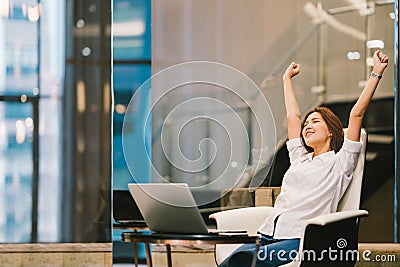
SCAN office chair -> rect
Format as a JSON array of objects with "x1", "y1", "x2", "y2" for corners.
[{"x1": 210, "y1": 128, "x2": 368, "y2": 267}]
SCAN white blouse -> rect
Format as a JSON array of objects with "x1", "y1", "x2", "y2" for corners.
[{"x1": 258, "y1": 137, "x2": 363, "y2": 239}]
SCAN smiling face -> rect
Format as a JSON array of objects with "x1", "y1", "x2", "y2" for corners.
[
  {"x1": 301, "y1": 112, "x2": 332, "y2": 152},
  {"x1": 300, "y1": 107, "x2": 344, "y2": 154}
]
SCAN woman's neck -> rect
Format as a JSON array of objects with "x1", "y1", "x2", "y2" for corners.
[{"x1": 312, "y1": 142, "x2": 331, "y2": 157}]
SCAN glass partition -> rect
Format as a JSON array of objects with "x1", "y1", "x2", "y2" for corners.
[
  {"x1": 150, "y1": 0, "x2": 396, "y2": 241},
  {"x1": 320, "y1": 0, "x2": 395, "y2": 243},
  {"x1": 0, "y1": 0, "x2": 63, "y2": 242},
  {"x1": 151, "y1": 1, "x2": 321, "y2": 213},
  {"x1": 113, "y1": 0, "x2": 397, "y2": 263},
  {"x1": 1, "y1": 0, "x2": 112, "y2": 244},
  {"x1": 112, "y1": 0, "x2": 151, "y2": 263},
  {"x1": 0, "y1": 99, "x2": 35, "y2": 242}
]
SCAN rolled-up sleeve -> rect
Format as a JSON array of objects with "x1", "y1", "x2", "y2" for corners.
[
  {"x1": 286, "y1": 138, "x2": 308, "y2": 164},
  {"x1": 336, "y1": 138, "x2": 363, "y2": 177}
]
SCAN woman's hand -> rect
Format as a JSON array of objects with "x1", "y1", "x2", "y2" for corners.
[
  {"x1": 283, "y1": 62, "x2": 300, "y2": 80},
  {"x1": 372, "y1": 50, "x2": 388, "y2": 75}
]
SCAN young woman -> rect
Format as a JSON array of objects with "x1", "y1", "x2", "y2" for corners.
[{"x1": 219, "y1": 49, "x2": 389, "y2": 267}]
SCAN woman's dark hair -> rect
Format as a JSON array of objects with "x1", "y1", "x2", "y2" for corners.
[{"x1": 300, "y1": 107, "x2": 344, "y2": 153}]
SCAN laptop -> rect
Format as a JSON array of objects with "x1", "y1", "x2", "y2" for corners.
[
  {"x1": 128, "y1": 183, "x2": 247, "y2": 235},
  {"x1": 112, "y1": 190, "x2": 147, "y2": 226}
]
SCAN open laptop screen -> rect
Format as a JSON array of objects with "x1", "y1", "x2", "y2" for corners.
[{"x1": 113, "y1": 190, "x2": 145, "y2": 223}]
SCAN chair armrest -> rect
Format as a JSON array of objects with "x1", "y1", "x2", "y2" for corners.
[
  {"x1": 294, "y1": 209, "x2": 369, "y2": 264},
  {"x1": 306, "y1": 210, "x2": 368, "y2": 226},
  {"x1": 279, "y1": 211, "x2": 369, "y2": 267},
  {"x1": 209, "y1": 206, "x2": 274, "y2": 236}
]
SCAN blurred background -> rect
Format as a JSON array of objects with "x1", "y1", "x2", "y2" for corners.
[
  {"x1": 0, "y1": 0, "x2": 398, "y2": 266},
  {"x1": 0, "y1": 0, "x2": 111, "y2": 243},
  {"x1": 150, "y1": 0, "x2": 396, "y2": 241},
  {"x1": 119, "y1": 0, "x2": 398, "y2": 263}
]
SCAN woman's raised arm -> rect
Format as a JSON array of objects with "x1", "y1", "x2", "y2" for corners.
[
  {"x1": 347, "y1": 50, "x2": 389, "y2": 141},
  {"x1": 283, "y1": 62, "x2": 302, "y2": 140}
]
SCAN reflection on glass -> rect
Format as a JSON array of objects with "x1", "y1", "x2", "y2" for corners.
[
  {"x1": 113, "y1": 64, "x2": 151, "y2": 190},
  {"x1": 149, "y1": 0, "x2": 395, "y2": 243},
  {"x1": 113, "y1": 0, "x2": 151, "y2": 60},
  {"x1": 0, "y1": 102, "x2": 33, "y2": 242},
  {"x1": 0, "y1": 0, "x2": 63, "y2": 242}
]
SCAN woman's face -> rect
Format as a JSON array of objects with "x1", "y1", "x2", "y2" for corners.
[{"x1": 302, "y1": 112, "x2": 331, "y2": 149}]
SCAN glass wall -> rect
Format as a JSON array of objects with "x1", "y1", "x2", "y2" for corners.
[
  {"x1": 0, "y1": 0, "x2": 63, "y2": 242},
  {"x1": 151, "y1": 0, "x2": 396, "y2": 242},
  {"x1": 63, "y1": 0, "x2": 111, "y2": 242},
  {"x1": 0, "y1": 99, "x2": 35, "y2": 242},
  {"x1": 0, "y1": 0, "x2": 112, "y2": 244},
  {"x1": 112, "y1": 0, "x2": 151, "y2": 190},
  {"x1": 318, "y1": 0, "x2": 395, "y2": 242},
  {"x1": 151, "y1": 0, "x2": 325, "y2": 216},
  {"x1": 112, "y1": 0, "x2": 151, "y2": 262}
]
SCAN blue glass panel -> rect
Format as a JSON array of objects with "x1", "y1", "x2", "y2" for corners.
[
  {"x1": 112, "y1": 1, "x2": 151, "y2": 261},
  {"x1": 113, "y1": 64, "x2": 151, "y2": 92},
  {"x1": 0, "y1": 102, "x2": 33, "y2": 243},
  {"x1": 113, "y1": 64, "x2": 151, "y2": 189},
  {"x1": 113, "y1": 0, "x2": 151, "y2": 60}
]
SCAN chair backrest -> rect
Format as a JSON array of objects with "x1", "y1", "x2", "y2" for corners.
[{"x1": 337, "y1": 128, "x2": 367, "y2": 211}]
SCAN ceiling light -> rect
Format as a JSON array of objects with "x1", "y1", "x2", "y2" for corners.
[
  {"x1": 113, "y1": 21, "x2": 146, "y2": 37},
  {"x1": 347, "y1": 51, "x2": 361, "y2": 60},
  {"x1": 366, "y1": 40, "x2": 384, "y2": 49},
  {"x1": 0, "y1": 0, "x2": 9, "y2": 18},
  {"x1": 76, "y1": 19, "x2": 85, "y2": 28},
  {"x1": 311, "y1": 85, "x2": 325, "y2": 94}
]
